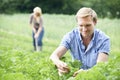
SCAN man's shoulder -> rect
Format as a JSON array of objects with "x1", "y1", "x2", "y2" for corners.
[
  {"x1": 95, "y1": 29, "x2": 109, "y2": 40},
  {"x1": 67, "y1": 27, "x2": 78, "y2": 35},
  {"x1": 63, "y1": 27, "x2": 78, "y2": 39}
]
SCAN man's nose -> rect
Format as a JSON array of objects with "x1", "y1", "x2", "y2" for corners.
[{"x1": 82, "y1": 27, "x2": 87, "y2": 31}]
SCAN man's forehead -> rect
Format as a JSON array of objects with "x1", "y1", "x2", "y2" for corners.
[{"x1": 77, "y1": 16, "x2": 93, "y2": 21}]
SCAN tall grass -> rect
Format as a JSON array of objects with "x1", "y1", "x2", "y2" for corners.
[
  {"x1": 0, "y1": 14, "x2": 120, "y2": 53},
  {"x1": 0, "y1": 14, "x2": 120, "y2": 80}
]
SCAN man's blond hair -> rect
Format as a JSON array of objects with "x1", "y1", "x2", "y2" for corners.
[{"x1": 76, "y1": 7, "x2": 97, "y2": 22}]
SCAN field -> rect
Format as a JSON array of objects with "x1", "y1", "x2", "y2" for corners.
[{"x1": 0, "y1": 14, "x2": 120, "y2": 80}]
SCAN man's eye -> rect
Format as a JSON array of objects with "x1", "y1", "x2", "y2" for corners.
[
  {"x1": 86, "y1": 24, "x2": 91, "y2": 27},
  {"x1": 80, "y1": 25, "x2": 83, "y2": 27}
]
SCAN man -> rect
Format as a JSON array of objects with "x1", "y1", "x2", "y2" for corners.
[{"x1": 50, "y1": 7, "x2": 110, "y2": 76}]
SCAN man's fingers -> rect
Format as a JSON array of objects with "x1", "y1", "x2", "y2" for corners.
[
  {"x1": 73, "y1": 71, "x2": 78, "y2": 77},
  {"x1": 56, "y1": 62, "x2": 68, "y2": 70},
  {"x1": 73, "y1": 69, "x2": 84, "y2": 77},
  {"x1": 58, "y1": 69, "x2": 67, "y2": 73},
  {"x1": 58, "y1": 67, "x2": 70, "y2": 73}
]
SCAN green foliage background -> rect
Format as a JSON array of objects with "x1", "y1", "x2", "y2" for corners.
[
  {"x1": 0, "y1": 0, "x2": 120, "y2": 18},
  {"x1": 0, "y1": 14, "x2": 120, "y2": 80}
]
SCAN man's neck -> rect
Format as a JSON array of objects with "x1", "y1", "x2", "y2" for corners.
[{"x1": 81, "y1": 34, "x2": 93, "y2": 49}]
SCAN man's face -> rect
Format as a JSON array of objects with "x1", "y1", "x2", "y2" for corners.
[{"x1": 77, "y1": 16, "x2": 96, "y2": 38}]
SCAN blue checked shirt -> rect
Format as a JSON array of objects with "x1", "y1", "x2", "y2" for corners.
[{"x1": 60, "y1": 27, "x2": 110, "y2": 69}]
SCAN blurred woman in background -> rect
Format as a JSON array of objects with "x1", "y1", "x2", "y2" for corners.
[{"x1": 29, "y1": 7, "x2": 44, "y2": 51}]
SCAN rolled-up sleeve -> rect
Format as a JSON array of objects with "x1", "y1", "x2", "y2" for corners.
[
  {"x1": 98, "y1": 38, "x2": 110, "y2": 55},
  {"x1": 60, "y1": 33, "x2": 72, "y2": 49}
]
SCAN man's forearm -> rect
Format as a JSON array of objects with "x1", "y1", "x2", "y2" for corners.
[{"x1": 97, "y1": 53, "x2": 108, "y2": 63}]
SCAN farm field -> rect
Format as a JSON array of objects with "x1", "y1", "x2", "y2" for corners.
[{"x1": 0, "y1": 14, "x2": 120, "y2": 80}]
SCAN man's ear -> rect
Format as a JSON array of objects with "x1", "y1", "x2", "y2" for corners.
[{"x1": 94, "y1": 20, "x2": 97, "y2": 25}]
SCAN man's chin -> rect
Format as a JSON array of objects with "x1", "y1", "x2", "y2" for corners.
[{"x1": 81, "y1": 34, "x2": 90, "y2": 38}]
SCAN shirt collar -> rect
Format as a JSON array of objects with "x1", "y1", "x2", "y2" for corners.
[
  {"x1": 92, "y1": 29, "x2": 96, "y2": 41},
  {"x1": 77, "y1": 27, "x2": 82, "y2": 41}
]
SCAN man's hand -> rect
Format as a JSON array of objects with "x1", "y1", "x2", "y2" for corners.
[
  {"x1": 55, "y1": 60, "x2": 70, "y2": 76},
  {"x1": 73, "y1": 69, "x2": 88, "y2": 77},
  {"x1": 49, "y1": 46, "x2": 69, "y2": 76}
]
